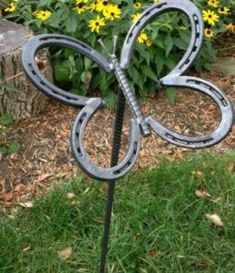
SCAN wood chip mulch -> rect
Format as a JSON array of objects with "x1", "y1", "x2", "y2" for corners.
[{"x1": 0, "y1": 70, "x2": 234, "y2": 208}]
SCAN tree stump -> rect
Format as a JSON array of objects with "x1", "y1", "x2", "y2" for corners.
[{"x1": 0, "y1": 19, "x2": 53, "y2": 120}]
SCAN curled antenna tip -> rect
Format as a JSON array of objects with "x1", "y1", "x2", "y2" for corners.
[
  {"x1": 113, "y1": 35, "x2": 118, "y2": 55},
  {"x1": 97, "y1": 38, "x2": 104, "y2": 47}
]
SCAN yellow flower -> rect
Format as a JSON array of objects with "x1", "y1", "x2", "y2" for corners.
[
  {"x1": 103, "y1": 4, "x2": 121, "y2": 21},
  {"x1": 202, "y1": 10, "x2": 219, "y2": 26},
  {"x1": 89, "y1": 0, "x2": 99, "y2": 12},
  {"x1": 153, "y1": 0, "x2": 160, "y2": 3},
  {"x1": 134, "y1": 2, "x2": 141, "y2": 9},
  {"x1": 204, "y1": 28, "x2": 214, "y2": 39},
  {"x1": 207, "y1": 0, "x2": 219, "y2": 8},
  {"x1": 88, "y1": 16, "x2": 106, "y2": 33},
  {"x1": 218, "y1": 6, "x2": 230, "y2": 15},
  {"x1": 96, "y1": 0, "x2": 110, "y2": 13},
  {"x1": 131, "y1": 13, "x2": 141, "y2": 23},
  {"x1": 4, "y1": 2, "x2": 17, "y2": 13},
  {"x1": 137, "y1": 31, "x2": 148, "y2": 44},
  {"x1": 33, "y1": 10, "x2": 52, "y2": 21},
  {"x1": 146, "y1": 39, "x2": 152, "y2": 47},
  {"x1": 226, "y1": 23, "x2": 235, "y2": 33},
  {"x1": 74, "y1": 3, "x2": 87, "y2": 14}
]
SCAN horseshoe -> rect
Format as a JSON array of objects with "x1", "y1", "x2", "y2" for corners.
[
  {"x1": 121, "y1": 0, "x2": 234, "y2": 148},
  {"x1": 21, "y1": 34, "x2": 112, "y2": 106}
]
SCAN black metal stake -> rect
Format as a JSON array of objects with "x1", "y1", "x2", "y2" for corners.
[{"x1": 99, "y1": 91, "x2": 126, "y2": 273}]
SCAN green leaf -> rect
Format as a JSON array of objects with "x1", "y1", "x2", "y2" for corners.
[
  {"x1": 151, "y1": 29, "x2": 158, "y2": 41},
  {"x1": 174, "y1": 38, "x2": 187, "y2": 50},
  {"x1": 203, "y1": 62, "x2": 212, "y2": 71},
  {"x1": 65, "y1": 13, "x2": 78, "y2": 33},
  {"x1": 71, "y1": 85, "x2": 87, "y2": 96},
  {"x1": 164, "y1": 34, "x2": 173, "y2": 57},
  {"x1": 0, "y1": 146, "x2": 8, "y2": 155},
  {"x1": 155, "y1": 39, "x2": 164, "y2": 49},
  {"x1": 38, "y1": 0, "x2": 53, "y2": 7},
  {"x1": 54, "y1": 63, "x2": 70, "y2": 82},
  {"x1": 89, "y1": 33, "x2": 96, "y2": 47},
  {"x1": 141, "y1": 65, "x2": 157, "y2": 81},
  {"x1": 136, "y1": 45, "x2": 148, "y2": 62},
  {"x1": 0, "y1": 112, "x2": 13, "y2": 126},
  {"x1": 166, "y1": 87, "x2": 176, "y2": 104},
  {"x1": 99, "y1": 70, "x2": 108, "y2": 93},
  {"x1": 165, "y1": 58, "x2": 176, "y2": 70},
  {"x1": 179, "y1": 30, "x2": 190, "y2": 43},
  {"x1": 129, "y1": 66, "x2": 144, "y2": 90},
  {"x1": 145, "y1": 52, "x2": 151, "y2": 66},
  {"x1": 84, "y1": 58, "x2": 92, "y2": 70},
  {"x1": 34, "y1": 20, "x2": 43, "y2": 29},
  {"x1": 81, "y1": 70, "x2": 92, "y2": 88},
  {"x1": 155, "y1": 53, "x2": 165, "y2": 76},
  {"x1": 104, "y1": 92, "x2": 117, "y2": 108},
  {"x1": 129, "y1": 66, "x2": 139, "y2": 85},
  {"x1": 47, "y1": 12, "x2": 61, "y2": 29},
  {"x1": 8, "y1": 142, "x2": 21, "y2": 153}
]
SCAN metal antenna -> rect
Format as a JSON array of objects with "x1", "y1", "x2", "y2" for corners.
[
  {"x1": 98, "y1": 38, "x2": 110, "y2": 56},
  {"x1": 112, "y1": 35, "x2": 118, "y2": 56}
]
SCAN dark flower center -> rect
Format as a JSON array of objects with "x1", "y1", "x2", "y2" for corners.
[{"x1": 78, "y1": 3, "x2": 85, "y2": 8}]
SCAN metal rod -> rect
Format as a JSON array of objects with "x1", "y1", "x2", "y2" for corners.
[{"x1": 99, "y1": 91, "x2": 126, "y2": 273}]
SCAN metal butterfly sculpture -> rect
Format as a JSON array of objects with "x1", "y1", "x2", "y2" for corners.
[{"x1": 22, "y1": 0, "x2": 234, "y2": 182}]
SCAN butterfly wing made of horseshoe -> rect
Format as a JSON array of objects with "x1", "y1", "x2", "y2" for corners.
[{"x1": 22, "y1": 0, "x2": 234, "y2": 182}]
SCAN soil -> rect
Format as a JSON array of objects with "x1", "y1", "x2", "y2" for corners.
[{"x1": 0, "y1": 43, "x2": 235, "y2": 208}]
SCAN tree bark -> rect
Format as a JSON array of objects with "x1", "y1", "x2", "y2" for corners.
[{"x1": 0, "y1": 19, "x2": 53, "y2": 120}]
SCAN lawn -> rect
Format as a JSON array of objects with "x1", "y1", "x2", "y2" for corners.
[{"x1": 0, "y1": 152, "x2": 235, "y2": 273}]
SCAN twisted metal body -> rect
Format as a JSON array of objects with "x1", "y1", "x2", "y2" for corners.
[{"x1": 111, "y1": 55, "x2": 150, "y2": 136}]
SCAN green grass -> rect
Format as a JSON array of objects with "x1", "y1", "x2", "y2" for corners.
[{"x1": 0, "y1": 152, "x2": 235, "y2": 273}]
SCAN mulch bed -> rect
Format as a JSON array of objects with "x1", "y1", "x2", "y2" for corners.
[{"x1": 0, "y1": 69, "x2": 235, "y2": 208}]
